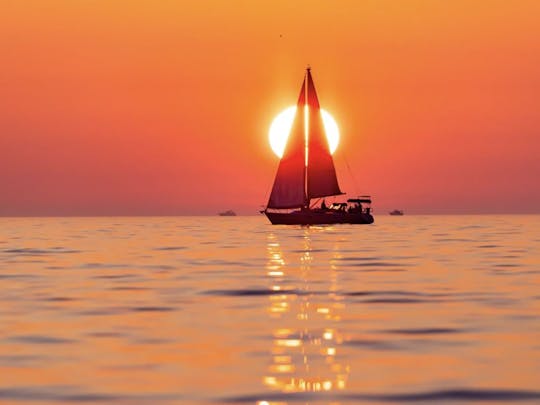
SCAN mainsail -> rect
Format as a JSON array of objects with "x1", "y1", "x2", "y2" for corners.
[{"x1": 267, "y1": 68, "x2": 342, "y2": 210}]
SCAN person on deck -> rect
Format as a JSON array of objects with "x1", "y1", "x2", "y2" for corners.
[{"x1": 321, "y1": 200, "x2": 327, "y2": 210}]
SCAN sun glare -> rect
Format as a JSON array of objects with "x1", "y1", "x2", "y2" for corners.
[{"x1": 269, "y1": 106, "x2": 339, "y2": 158}]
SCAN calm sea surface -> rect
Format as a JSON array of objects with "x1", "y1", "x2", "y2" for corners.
[{"x1": 0, "y1": 215, "x2": 539, "y2": 404}]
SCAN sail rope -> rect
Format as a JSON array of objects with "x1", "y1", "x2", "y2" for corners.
[{"x1": 341, "y1": 149, "x2": 361, "y2": 196}]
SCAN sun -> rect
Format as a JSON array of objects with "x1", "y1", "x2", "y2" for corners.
[{"x1": 269, "y1": 106, "x2": 339, "y2": 158}]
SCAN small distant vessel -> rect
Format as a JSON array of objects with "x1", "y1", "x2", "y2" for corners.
[
  {"x1": 389, "y1": 209, "x2": 404, "y2": 216},
  {"x1": 219, "y1": 210, "x2": 237, "y2": 216},
  {"x1": 262, "y1": 67, "x2": 374, "y2": 225}
]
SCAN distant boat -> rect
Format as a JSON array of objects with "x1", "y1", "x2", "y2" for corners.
[
  {"x1": 262, "y1": 67, "x2": 374, "y2": 225},
  {"x1": 389, "y1": 209, "x2": 404, "y2": 216},
  {"x1": 219, "y1": 210, "x2": 237, "y2": 216}
]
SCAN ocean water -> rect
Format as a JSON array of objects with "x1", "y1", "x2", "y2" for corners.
[{"x1": 0, "y1": 215, "x2": 539, "y2": 404}]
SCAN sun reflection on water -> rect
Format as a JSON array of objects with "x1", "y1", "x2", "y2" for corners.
[{"x1": 262, "y1": 230, "x2": 350, "y2": 398}]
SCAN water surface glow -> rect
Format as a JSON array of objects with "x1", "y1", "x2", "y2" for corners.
[{"x1": 0, "y1": 216, "x2": 539, "y2": 404}]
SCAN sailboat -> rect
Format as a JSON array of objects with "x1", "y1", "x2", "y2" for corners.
[{"x1": 263, "y1": 67, "x2": 374, "y2": 225}]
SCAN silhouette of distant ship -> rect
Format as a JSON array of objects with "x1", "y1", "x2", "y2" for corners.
[
  {"x1": 219, "y1": 210, "x2": 237, "y2": 216},
  {"x1": 389, "y1": 209, "x2": 404, "y2": 216}
]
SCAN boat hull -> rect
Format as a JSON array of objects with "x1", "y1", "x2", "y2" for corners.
[{"x1": 265, "y1": 210, "x2": 374, "y2": 225}]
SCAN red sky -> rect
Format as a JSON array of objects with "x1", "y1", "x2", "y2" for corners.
[{"x1": 1, "y1": 0, "x2": 539, "y2": 215}]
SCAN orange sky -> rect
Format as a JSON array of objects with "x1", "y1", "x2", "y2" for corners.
[{"x1": 1, "y1": 0, "x2": 539, "y2": 215}]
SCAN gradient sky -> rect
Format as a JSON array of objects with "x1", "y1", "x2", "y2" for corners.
[{"x1": 1, "y1": 0, "x2": 539, "y2": 215}]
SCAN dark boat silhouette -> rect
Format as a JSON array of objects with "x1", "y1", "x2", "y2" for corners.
[
  {"x1": 262, "y1": 67, "x2": 374, "y2": 225},
  {"x1": 389, "y1": 209, "x2": 404, "y2": 216},
  {"x1": 219, "y1": 210, "x2": 237, "y2": 216}
]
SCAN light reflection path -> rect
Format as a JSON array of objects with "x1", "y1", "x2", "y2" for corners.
[{"x1": 261, "y1": 228, "x2": 350, "y2": 403}]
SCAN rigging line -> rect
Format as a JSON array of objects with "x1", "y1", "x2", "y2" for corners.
[
  {"x1": 341, "y1": 148, "x2": 361, "y2": 195},
  {"x1": 262, "y1": 180, "x2": 273, "y2": 212}
]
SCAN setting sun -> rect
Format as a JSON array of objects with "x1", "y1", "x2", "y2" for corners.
[{"x1": 269, "y1": 106, "x2": 339, "y2": 158}]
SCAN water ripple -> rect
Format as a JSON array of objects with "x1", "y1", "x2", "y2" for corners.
[
  {"x1": 356, "y1": 298, "x2": 435, "y2": 304},
  {"x1": 202, "y1": 288, "x2": 301, "y2": 296},
  {"x1": 345, "y1": 290, "x2": 439, "y2": 297},
  {"x1": 3, "y1": 248, "x2": 81, "y2": 255},
  {"x1": 8, "y1": 335, "x2": 76, "y2": 344},
  {"x1": 382, "y1": 328, "x2": 464, "y2": 335},
  {"x1": 220, "y1": 388, "x2": 540, "y2": 403},
  {"x1": 345, "y1": 339, "x2": 400, "y2": 351},
  {"x1": 131, "y1": 306, "x2": 175, "y2": 312},
  {"x1": 42, "y1": 296, "x2": 77, "y2": 302},
  {"x1": 0, "y1": 386, "x2": 181, "y2": 402}
]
